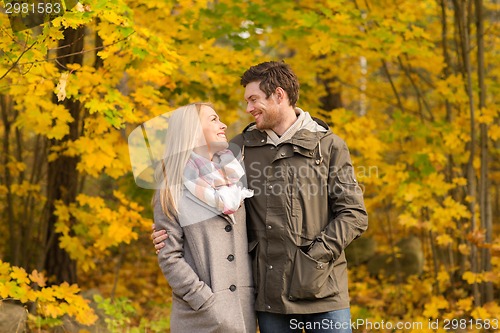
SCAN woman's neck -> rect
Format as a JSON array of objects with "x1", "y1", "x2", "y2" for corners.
[{"x1": 193, "y1": 146, "x2": 213, "y2": 161}]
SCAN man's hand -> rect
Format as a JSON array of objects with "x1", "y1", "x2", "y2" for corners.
[{"x1": 151, "y1": 224, "x2": 168, "y2": 254}]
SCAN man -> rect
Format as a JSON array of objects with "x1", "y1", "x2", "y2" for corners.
[{"x1": 153, "y1": 61, "x2": 368, "y2": 332}]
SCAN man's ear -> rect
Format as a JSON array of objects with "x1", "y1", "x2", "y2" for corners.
[{"x1": 275, "y1": 87, "x2": 287, "y2": 103}]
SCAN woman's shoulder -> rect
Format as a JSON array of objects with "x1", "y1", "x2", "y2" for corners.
[{"x1": 177, "y1": 191, "x2": 223, "y2": 227}]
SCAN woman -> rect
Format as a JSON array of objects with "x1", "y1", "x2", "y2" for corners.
[{"x1": 153, "y1": 103, "x2": 256, "y2": 333}]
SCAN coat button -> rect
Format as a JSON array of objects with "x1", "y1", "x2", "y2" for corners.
[
  {"x1": 280, "y1": 152, "x2": 285, "y2": 156},
  {"x1": 225, "y1": 225, "x2": 232, "y2": 232},
  {"x1": 261, "y1": 139, "x2": 265, "y2": 143},
  {"x1": 266, "y1": 305, "x2": 271, "y2": 310},
  {"x1": 268, "y1": 185, "x2": 273, "y2": 190},
  {"x1": 267, "y1": 225, "x2": 272, "y2": 229},
  {"x1": 229, "y1": 285, "x2": 237, "y2": 292},
  {"x1": 227, "y1": 254, "x2": 235, "y2": 262},
  {"x1": 268, "y1": 265, "x2": 273, "y2": 270}
]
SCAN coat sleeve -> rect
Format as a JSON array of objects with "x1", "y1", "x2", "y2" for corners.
[
  {"x1": 308, "y1": 137, "x2": 368, "y2": 263},
  {"x1": 154, "y1": 193, "x2": 213, "y2": 311}
]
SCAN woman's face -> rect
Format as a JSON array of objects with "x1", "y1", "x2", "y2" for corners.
[{"x1": 199, "y1": 105, "x2": 228, "y2": 155}]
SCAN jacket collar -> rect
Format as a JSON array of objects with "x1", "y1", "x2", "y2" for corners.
[{"x1": 242, "y1": 111, "x2": 330, "y2": 150}]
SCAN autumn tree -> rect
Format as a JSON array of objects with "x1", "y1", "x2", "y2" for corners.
[{"x1": 1, "y1": 0, "x2": 498, "y2": 330}]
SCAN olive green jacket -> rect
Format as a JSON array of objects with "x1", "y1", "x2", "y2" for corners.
[{"x1": 230, "y1": 111, "x2": 368, "y2": 314}]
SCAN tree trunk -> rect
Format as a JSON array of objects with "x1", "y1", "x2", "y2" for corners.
[
  {"x1": 43, "y1": 27, "x2": 85, "y2": 284},
  {"x1": 453, "y1": 0, "x2": 481, "y2": 306},
  {"x1": 475, "y1": 0, "x2": 494, "y2": 303},
  {"x1": 0, "y1": 95, "x2": 20, "y2": 266}
]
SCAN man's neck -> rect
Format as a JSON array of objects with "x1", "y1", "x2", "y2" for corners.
[{"x1": 272, "y1": 107, "x2": 299, "y2": 136}]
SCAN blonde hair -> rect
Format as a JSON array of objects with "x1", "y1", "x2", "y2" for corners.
[{"x1": 154, "y1": 102, "x2": 213, "y2": 220}]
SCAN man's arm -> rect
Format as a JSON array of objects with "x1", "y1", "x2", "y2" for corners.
[{"x1": 308, "y1": 137, "x2": 368, "y2": 262}]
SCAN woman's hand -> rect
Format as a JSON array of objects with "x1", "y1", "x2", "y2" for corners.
[{"x1": 151, "y1": 224, "x2": 168, "y2": 254}]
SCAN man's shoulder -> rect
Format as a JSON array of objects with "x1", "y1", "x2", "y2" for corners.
[
  {"x1": 229, "y1": 122, "x2": 263, "y2": 146},
  {"x1": 311, "y1": 116, "x2": 330, "y2": 131},
  {"x1": 230, "y1": 132, "x2": 245, "y2": 148}
]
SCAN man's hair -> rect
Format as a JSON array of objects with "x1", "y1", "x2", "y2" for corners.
[{"x1": 240, "y1": 61, "x2": 300, "y2": 107}]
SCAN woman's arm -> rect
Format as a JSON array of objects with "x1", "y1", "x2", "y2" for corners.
[{"x1": 154, "y1": 194, "x2": 213, "y2": 311}]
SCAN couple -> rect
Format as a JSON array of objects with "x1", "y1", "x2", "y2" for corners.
[{"x1": 151, "y1": 62, "x2": 368, "y2": 333}]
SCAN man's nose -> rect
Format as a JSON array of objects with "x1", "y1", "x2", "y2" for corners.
[{"x1": 246, "y1": 103, "x2": 253, "y2": 113}]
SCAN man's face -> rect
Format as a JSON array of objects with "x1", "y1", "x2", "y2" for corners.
[{"x1": 244, "y1": 81, "x2": 281, "y2": 131}]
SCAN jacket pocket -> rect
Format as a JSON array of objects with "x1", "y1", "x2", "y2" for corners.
[
  {"x1": 248, "y1": 240, "x2": 259, "y2": 292},
  {"x1": 288, "y1": 248, "x2": 339, "y2": 300}
]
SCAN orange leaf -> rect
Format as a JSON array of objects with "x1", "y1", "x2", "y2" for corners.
[{"x1": 29, "y1": 270, "x2": 47, "y2": 287}]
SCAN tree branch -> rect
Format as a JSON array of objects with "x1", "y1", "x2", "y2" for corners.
[{"x1": 0, "y1": 40, "x2": 38, "y2": 81}]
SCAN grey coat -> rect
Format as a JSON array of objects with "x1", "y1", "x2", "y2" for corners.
[{"x1": 154, "y1": 191, "x2": 256, "y2": 333}]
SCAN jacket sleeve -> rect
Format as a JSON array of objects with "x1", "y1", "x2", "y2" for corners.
[
  {"x1": 154, "y1": 193, "x2": 213, "y2": 310},
  {"x1": 308, "y1": 137, "x2": 368, "y2": 263}
]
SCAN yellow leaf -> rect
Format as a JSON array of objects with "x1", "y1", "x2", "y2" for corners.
[
  {"x1": 0, "y1": 185, "x2": 7, "y2": 197},
  {"x1": 471, "y1": 306, "x2": 491, "y2": 320},
  {"x1": 0, "y1": 282, "x2": 10, "y2": 298},
  {"x1": 108, "y1": 222, "x2": 133, "y2": 244},
  {"x1": 37, "y1": 287, "x2": 56, "y2": 302},
  {"x1": 462, "y1": 271, "x2": 482, "y2": 284},
  {"x1": 456, "y1": 297, "x2": 473, "y2": 312},
  {"x1": 51, "y1": 282, "x2": 80, "y2": 300},
  {"x1": 484, "y1": 302, "x2": 500, "y2": 319},
  {"x1": 10, "y1": 267, "x2": 30, "y2": 285},
  {"x1": 18, "y1": 284, "x2": 34, "y2": 303},
  {"x1": 0, "y1": 261, "x2": 10, "y2": 278},
  {"x1": 458, "y1": 244, "x2": 471, "y2": 256},
  {"x1": 436, "y1": 234, "x2": 453, "y2": 246},
  {"x1": 398, "y1": 213, "x2": 419, "y2": 228},
  {"x1": 437, "y1": 270, "x2": 450, "y2": 290},
  {"x1": 477, "y1": 107, "x2": 499, "y2": 124},
  {"x1": 452, "y1": 177, "x2": 467, "y2": 186},
  {"x1": 41, "y1": 303, "x2": 64, "y2": 318},
  {"x1": 423, "y1": 296, "x2": 449, "y2": 318},
  {"x1": 489, "y1": 124, "x2": 500, "y2": 141}
]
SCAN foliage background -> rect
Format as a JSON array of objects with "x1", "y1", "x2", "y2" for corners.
[{"x1": 0, "y1": 0, "x2": 499, "y2": 332}]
